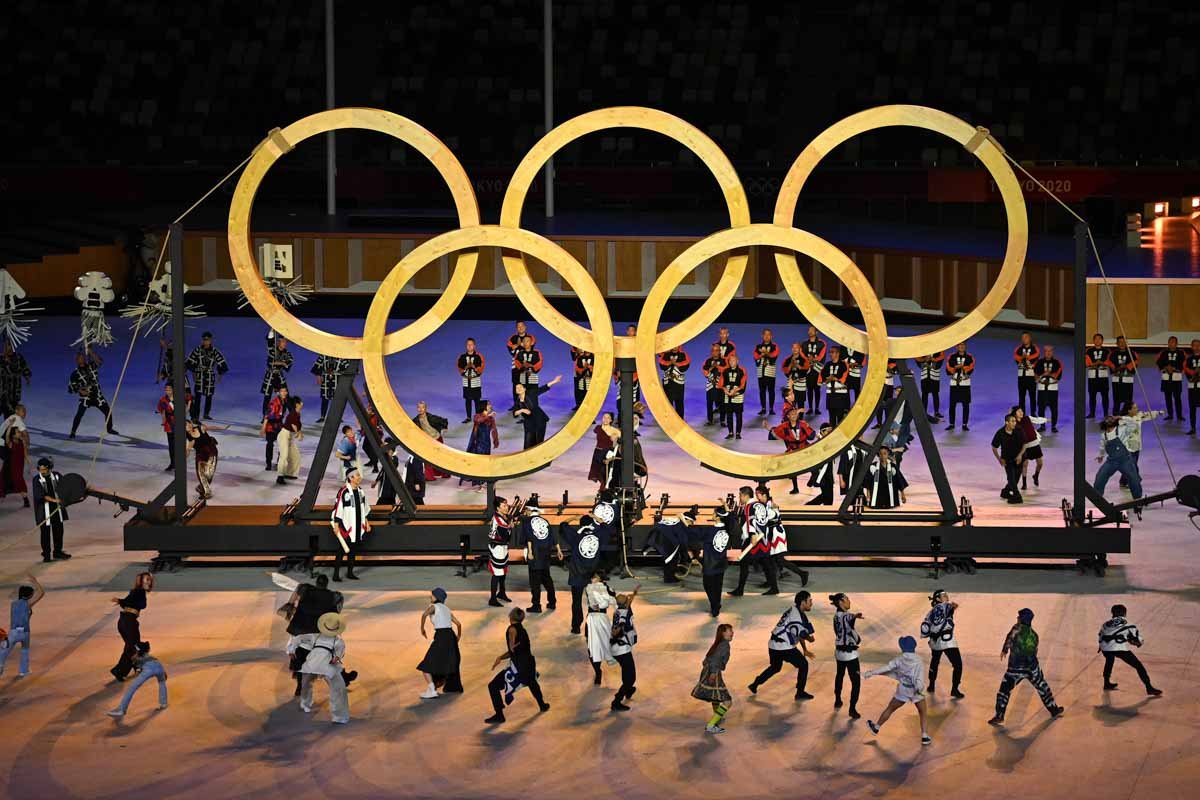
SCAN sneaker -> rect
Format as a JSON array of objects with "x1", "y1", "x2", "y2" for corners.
[
  {"x1": 1007, "y1": 495, "x2": 1024, "y2": 504},
  {"x1": 987, "y1": 716, "x2": 1004, "y2": 726},
  {"x1": 951, "y1": 688, "x2": 965, "y2": 699},
  {"x1": 1103, "y1": 682, "x2": 1119, "y2": 690},
  {"x1": 834, "y1": 698, "x2": 844, "y2": 709},
  {"x1": 497, "y1": 594, "x2": 513, "y2": 603},
  {"x1": 106, "y1": 709, "x2": 125, "y2": 718},
  {"x1": 538, "y1": 702, "x2": 551, "y2": 712},
  {"x1": 1048, "y1": 705, "x2": 1065, "y2": 718},
  {"x1": 300, "y1": 703, "x2": 314, "y2": 713},
  {"x1": 705, "y1": 724, "x2": 726, "y2": 734},
  {"x1": 747, "y1": 683, "x2": 758, "y2": 694},
  {"x1": 1033, "y1": 472, "x2": 1041, "y2": 487},
  {"x1": 727, "y1": 590, "x2": 744, "y2": 597},
  {"x1": 962, "y1": 425, "x2": 970, "y2": 431},
  {"x1": 158, "y1": 704, "x2": 168, "y2": 710},
  {"x1": 795, "y1": 691, "x2": 814, "y2": 700},
  {"x1": 848, "y1": 708, "x2": 861, "y2": 719},
  {"x1": 526, "y1": 606, "x2": 543, "y2": 613},
  {"x1": 546, "y1": 603, "x2": 557, "y2": 611},
  {"x1": 420, "y1": 686, "x2": 439, "y2": 699},
  {"x1": 867, "y1": 720, "x2": 880, "y2": 734},
  {"x1": 725, "y1": 433, "x2": 734, "y2": 440},
  {"x1": 484, "y1": 713, "x2": 505, "y2": 724},
  {"x1": 276, "y1": 477, "x2": 286, "y2": 485},
  {"x1": 610, "y1": 702, "x2": 631, "y2": 712},
  {"x1": 1147, "y1": 687, "x2": 1163, "y2": 696},
  {"x1": 735, "y1": 434, "x2": 742, "y2": 439},
  {"x1": 921, "y1": 734, "x2": 933, "y2": 745},
  {"x1": 53, "y1": 551, "x2": 72, "y2": 560},
  {"x1": 761, "y1": 588, "x2": 779, "y2": 596},
  {"x1": 488, "y1": 599, "x2": 503, "y2": 607}
]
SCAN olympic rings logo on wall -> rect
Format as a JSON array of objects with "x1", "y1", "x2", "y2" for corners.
[{"x1": 228, "y1": 105, "x2": 1028, "y2": 481}]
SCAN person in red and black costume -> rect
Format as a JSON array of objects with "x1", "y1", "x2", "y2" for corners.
[
  {"x1": 728, "y1": 485, "x2": 777, "y2": 597},
  {"x1": 871, "y1": 357, "x2": 899, "y2": 429},
  {"x1": 772, "y1": 406, "x2": 815, "y2": 494},
  {"x1": 1084, "y1": 333, "x2": 1112, "y2": 419},
  {"x1": 754, "y1": 329, "x2": 781, "y2": 416},
  {"x1": 155, "y1": 381, "x2": 188, "y2": 471},
  {"x1": 1156, "y1": 335, "x2": 1185, "y2": 422},
  {"x1": 714, "y1": 327, "x2": 737, "y2": 366},
  {"x1": 571, "y1": 347, "x2": 594, "y2": 410},
  {"x1": 1014, "y1": 331, "x2": 1040, "y2": 414},
  {"x1": 915, "y1": 352, "x2": 945, "y2": 422},
  {"x1": 513, "y1": 333, "x2": 543, "y2": 410},
  {"x1": 1184, "y1": 339, "x2": 1200, "y2": 435},
  {"x1": 658, "y1": 346, "x2": 691, "y2": 418},
  {"x1": 782, "y1": 341, "x2": 809, "y2": 402},
  {"x1": 820, "y1": 345, "x2": 851, "y2": 427},
  {"x1": 506, "y1": 322, "x2": 534, "y2": 410},
  {"x1": 702, "y1": 344, "x2": 728, "y2": 426},
  {"x1": 457, "y1": 338, "x2": 486, "y2": 423},
  {"x1": 1034, "y1": 345, "x2": 1064, "y2": 433},
  {"x1": 801, "y1": 327, "x2": 827, "y2": 417},
  {"x1": 1109, "y1": 336, "x2": 1138, "y2": 415},
  {"x1": 944, "y1": 342, "x2": 975, "y2": 431},
  {"x1": 262, "y1": 385, "x2": 290, "y2": 471},
  {"x1": 487, "y1": 496, "x2": 514, "y2": 607},
  {"x1": 720, "y1": 355, "x2": 749, "y2": 439}
]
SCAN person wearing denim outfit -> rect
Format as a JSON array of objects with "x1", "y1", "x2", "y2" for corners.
[
  {"x1": 1093, "y1": 417, "x2": 1143, "y2": 499},
  {"x1": 107, "y1": 641, "x2": 168, "y2": 717},
  {"x1": 1, "y1": 575, "x2": 43, "y2": 677}
]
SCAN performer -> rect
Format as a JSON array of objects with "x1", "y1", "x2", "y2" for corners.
[
  {"x1": 1013, "y1": 331, "x2": 1040, "y2": 414},
  {"x1": 782, "y1": 341, "x2": 809, "y2": 400},
  {"x1": 760, "y1": 485, "x2": 807, "y2": 586},
  {"x1": 727, "y1": 486, "x2": 777, "y2": 596},
  {"x1": 487, "y1": 496, "x2": 514, "y2": 607},
  {"x1": 838, "y1": 440, "x2": 868, "y2": 500},
  {"x1": 276, "y1": 396, "x2": 304, "y2": 484},
  {"x1": 1012, "y1": 406, "x2": 1046, "y2": 491},
  {"x1": 110, "y1": 572, "x2": 154, "y2": 681},
  {"x1": 916, "y1": 351, "x2": 945, "y2": 421},
  {"x1": 261, "y1": 385, "x2": 289, "y2": 471},
  {"x1": 506, "y1": 322, "x2": 535, "y2": 410},
  {"x1": 610, "y1": 584, "x2": 641, "y2": 711},
  {"x1": 658, "y1": 346, "x2": 691, "y2": 418},
  {"x1": 830, "y1": 592, "x2": 863, "y2": 718},
  {"x1": 520, "y1": 502, "x2": 560, "y2": 613},
  {"x1": 513, "y1": 375, "x2": 563, "y2": 448},
  {"x1": 1085, "y1": 333, "x2": 1112, "y2": 419},
  {"x1": 156, "y1": 337, "x2": 187, "y2": 392},
  {"x1": 417, "y1": 587, "x2": 464, "y2": 699},
  {"x1": 572, "y1": 347, "x2": 595, "y2": 410},
  {"x1": 753, "y1": 329, "x2": 781, "y2": 415},
  {"x1": 1034, "y1": 344, "x2": 1063, "y2": 432},
  {"x1": 844, "y1": 345, "x2": 865, "y2": 401},
  {"x1": 298, "y1": 613, "x2": 351, "y2": 724},
  {"x1": 820, "y1": 345, "x2": 851, "y2": 427},
  {"x1": 771, "y1": 406, "x2": 814, "y2": 494},
  {"x1": 558, "y1": 515, "x2": 603, "y2": 634},
  {"x1": 311, "y1": 354, "x2": 350, "y2": 422},
  {"x1": 403, "y1": 449, "x2": 427, "y2": 505},
  {"x1": 184, "y1": 420, "x2": 218, "y2": 500},
  {"x1": 865, "y1": 447, "x2": 907, "y2": 509},
  {"x1": 1187, "y1": 338, "x2": 1200, "y2": 435},
  {"x1": 334, "y1": 425, "x2": 359, "y2": 477},
  {"x1": 944, "y1": 342, "x2": 975, "y2": 431},
  {"x1": 714, "y1": 327, "x2": 737, "y2": 364},
  {"x1": 864, "y1": 636, "x2": 931, "y2": 746},
  {"x1": 920, "y1": 589, "x2": 964, "y2": 698},
  {"x1": 453, "y1": 337, "x2": 486, "y2": 423},
  {"x1": 67, "y1": 347, "x2": 118, "y2": 438},
  {"x1": 1109, "y1": 335, "x2": 1138, "y2": 415},
  {"x1": 1119, "y1": 402, "x2": 1161, "y2": 489},
  {"x1": 513, "y1": 333, "x2": 543, "y2": 400},
  {"x1": 588, "y1": 412, "x2": 619, "y2": 485},
  {"x1": 805, "y1": 422, "x2": 837, "y2": 505},
  {"x1": 584, "y1": 573, "x2": 617, "y2": 685},
  {"x1": 1098, "y1": 603, "x2": 1161, "y2": 695},
  {"x1": 702, "y1": 344, "x2": 728, "y2": 426},
  {"x1": 692, "y1": 623, "x2": 735, "y2": 734},
  {"x1": 105, "y1": 641, "x2": 169, "y2": 718},
  {"x1": 1094, "y1": 416, "x2": 1143, "y2": 500},
  {"x1": 330, "y1": 468, "x2": 371, "y2": 581},
  {"x1": 645, "y1": 506, "x2": 698, "y2": 583},
  {"x1": 413, "y1": 401, "x2": 451, "y2": 481},
  {"x1": 988, "y1": 608, "x2": 1065, "y2": 726},
  {"x1": 748, "y1": 591, "x2": 816, "y2": 700},
  {"x1": 0, "y1": 574, "x2": 42, "y2": 678},
  {"x1": 32, "y1": 458, "x2": 70, "y2": 562},
  {"x1": 156, "y1": 381, "x2": 183, "y2": 470},
  {"x1": 373, "y1": 443, "x2": 401, "y2": 504},
  {"x1": 0, "y1": 404, "x2": 30, "y2": 506},
  {"x1": 1157, "y1": 335, "x2": 1185, "y2": 421},
  {"x1": 720, "y1": 355, "x2": 749, "y2": 439},
  {"x1": 872, "y1": 357, "x2": 899, "y2": 429},
  {"x1": 485, "y1": 607, "x2": 550, "y2": 724},
  {"x1": 0, "y1": 341, "x2": 32, "y2": 419},
  {"x1": 801, "y1": 327, "x2": 827, "y2": 416},
  {"x1": 184, "y1": 331, "x2": 229, "y2": 421},
  {"x1": 700, "y1": 506, "x2": 732, "y2": 617},
  {"x1": 259, "y1": 331, "x2": 294, "y2": 418},
  {"x1": 991, "y1": 413, "x2": 1027, "y2": 504},
  {"x1": 283, "y1": 573, "x2": 353, "y2": 697},
  {"x1": 462, "y1": 400, "x2": 499, "y2": 489}
]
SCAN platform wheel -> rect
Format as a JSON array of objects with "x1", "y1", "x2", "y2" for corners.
[
  {"x1": 964, "y1": 559, "x2": 978, "y2": 575},
  {"x1": 943, "y1": 562, "x2": 958, "y2": 575}
]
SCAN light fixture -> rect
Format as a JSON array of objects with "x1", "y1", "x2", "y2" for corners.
[
  {"x1": 1192, "y1": 196, "x2": 1199, "y2": 209},
  {"x1": 1153, "y1": 202, "x2": 1167, "y2": 216}
]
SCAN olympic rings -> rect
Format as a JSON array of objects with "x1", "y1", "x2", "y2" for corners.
[
  {"x1": 228, "y1": 108, "x2": 481, "y2": 359},
  {"x1": 361, "y1": 225, "x2": 614, "y2": 481},
  {"x1": 636, "y1": 224, "x2": 889, "y2": 479},
  {"x1": 772, "y1": 104, "x2": 1029, "y2": 359},
  {"x1": 500, "y1": 106, "x2": 750, "y2": 357}
]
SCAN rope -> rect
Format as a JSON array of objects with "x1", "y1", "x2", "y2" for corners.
[{"x1": 1002, "y1": 154, "x2": 1179, "y2": 488}]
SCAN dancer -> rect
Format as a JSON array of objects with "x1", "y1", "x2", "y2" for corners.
[
  {"x1": 806, "y1": 423, "x2": 837, "y2": 505},
  {"x1": 921, "y1": 590, "x2": 964, "y2": 698},
  {"x1": 588, "y1": 411, "x2": 619, "y2": 485},
  {"x1": 275, "y1": 395, "x2": 304, "y2": 484},
  {"x1": 335, "y1": 425, "x2": 359, "y2": 477},
  {"x1": 486, "y1": 607, "x2": 550, "y2": 724},
  {"x1": 801, "y1": 327, "x2": 827, "y2": 416},
  {"x1": 0, "y1": 404, "x2": 29, "y2": 506},
  {"x1": 514, "y1": 375, "x2": 563, "y2": 449},
  {"x1": 299, "y1": 612, "x2": 351, "y2": 724},
  {"x1": 782, "y1": 342, "x2": 809, "y2": 401},
  {"x1": 728, "y1": 486, "x2": 777, "y2": 596},
  {"x1": 373, "y1": 443, "x2": 401, "y2": 504},
  {"x1": 844, "y1": 346, "x2": 866, "y2": 401},
  {"x1": 771, "y1": 406, "x2": 814, "y2": 494},
  {"x1": 261, "y1": 385, "x2": 289, "y2": 471},
  {"x1": 1093, "y1": 416, "x2": 1143, "y2": 500},
  {"x1": 1118, "y1": 402, "x2": 1161, "y2": 489},
  {"x1": 945, "y1": 342, "x2": 975, "y2": 431},
  {"x1": 155, "y1": 382, "x2": 184, "y2": 470},
  {"x1": 702, "y1": 343, "x2": 728, "y2": 426},
  {"x1": 0, "y1": 574, "x2": 42, "y2": 678},
  {"x1": 330, "y1": 467, "x2": 371, "y2": 581},
  {"x1": 1034, "y1": 344, "x2": 1063, "y2": 433},
  {"x1": 714, "y1": 327, "x2": 737, "y2": 364},
  {"x1": 1098, "y1": 603, "x2": 1161, "y2": 695},
  {"x1": 1156, "y1": 336, "x2": 1185, "y2": 421},
  {"x1": 521, "y1": 502, "x2": 559, "y2": 613},
  {"x1": 412, "y1": 401, "x2": 451, "y2": 481},
  {"x1": 759, "y1": 485, "x2": 806, "y2": 586},
  {"x1": 558, "y1": 515, "x2": 603, "y2": 634},
  {"x1": 105, "y1": 641, "x2": 168, "y2": 718},
  {"x1": 461, "y1": 399, "x2": 499, "y2": 489},
  {"x1": 0, "y1": 342, "x2": 32, "y2": 419},
  {"x1": 185, "y1": 419, "x2": 219, "y2": 500},
  {"x1": 864, "y1": 637, "x2": 931, "y2": 745},
  {"x1": 283, "y1": 572, "x2": 353, "y2": 697},
  {"x1": 311, "y1": 354, "x2": 350, "y2": 422},
  {"x1": 610, "y1": 584, "x2": 641, "y2": 711},
  {"x1": 820, "y1": 345, "x2": 851, "y2": 427},
  {"x1": 506, "y1": 321, "x2": 535, "y2": 410},
  {"x1": 700, "y1": 506, "x2": 731, "y2": 617},
  {"x1": 692, "y1": 623, "x2": 735, "y2": 734},
  {"x1": 185, "y1": 331, "x2": 229, "y2": 421},
  {"x1": 1012, "y1": 406, "x2": 1045, "y2": 491},
  {"x1": 1109, "y1": 336, "x2": 1138, "y2": 415},
  {"x1": 572, "y1": 348, "x2": 595, "y2": 410},
  {"x1": 753, "y1": 329, "x2": 780, "y2": 415},
  {"x1": 830, "y1": 592, "x2": 862, "y2": 718},
  {"x1": 457, "y1": 338, "x2": 486, "y2": 422},
  {"x1": 417, "y1": 587, "x2": 464, "y2": 699},
  {"x1": 865, "y1": 446, "x2": 907, "y2": 509},
  {"x1": 1085, "y1": 333, "x2": 1112, "y2": 419},
  {"x1": 916, "y1": 351, "x2": 945, "y2": 421},
  {"x1": 1186, "y1": 338, "x2": 1200, "y2": 435},
  {"x1": 403, "y1": 448, "x2": 427, "y2": 505},
  {"x1": 259, "y1": 331, "x2": 293, "y2": 418},
  {"x1": 645, "y1": 506, "x2": 698, "y2": 583},
  {"x1": 658, "y1": 346, "x2": 691, "y2": 418},
  {"x1": 748, "y1": 590, "x2": 816, "y2": 700},
  {"x1": 991, "y1": 413, "x2": 1027, "y2": 504},
  {"x1": 487, "y1": 496, "x2": 514, "y2": 607},
  {"x1": 32, "y1": 458, "x2": 70, "y2": 562},
  {"x1": 67, "y1": 347, "x2": 118, "y2": 438},
  {"x1": 584, "y1": 573, "x2": 617, "y2": 685},
  {"x1": 110, "y1": 572, "x2": 154, "y2": 681},
  {"x1": 838, "y1": 441, "x2": 868, "y2": 500},
  {"x1": 720, "y1": 354, "x2": 748, "y2": 439},
  {"x1": 988, "y1": 608, "x2": 1065, "y2": 726},
  {"x1": 872, "y1": 357, "x2": 899, "y2": 429},
  {"x1": 1014, "y1": 331, "x2": 1040, "y2": 414},
  {"x1": 513, "y1": 333, "x2": 543, "y2": 400}
]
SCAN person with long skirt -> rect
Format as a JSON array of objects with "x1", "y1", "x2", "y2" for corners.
[
  {"x1": 588, "y1": 412, "x2": 619, "y2": 485},
  {"x1": 461, "y1": 399, "x2": 499, "y2": 489},
  {"x1": 417, "y1": 587, "x2": 463, "y2": 699},
  {"x1": 865, "y1": 636, "x2": 932, "y2": 745},
  {"x1": 748, "y1": 590, "x2": 816, "y2": 700},
  {"x1": 0, "y1": 404, "x2": 30, "y2": 506},
  {"x1": 584, "y1": 573, "x2": 617, "y2": 685},
  {"x1": 485, "y1": 607, "x2": 550, "y2": 724},
  {"x1": 692, "y1": 623, "x2": 735, "y2": 734},
  {"x1": 830, "y1": 592, "x2": 863, "y2": 719},
  {"x1": 1011, "y1": 406, "x2": 1046, "y2": 491},
  {"x1": 110, "y1": 572, "x2": 154, "y2": 681},
  {"x1": 921, "y1": 589, "x2": 964, "y2": 698},
  {"x1": 609, "y1": 583, "x2": 641, "y2": 711}
]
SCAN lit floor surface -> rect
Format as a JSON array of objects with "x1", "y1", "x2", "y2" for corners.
[{"x1": 0, "y1": 315, "x2": 1198, "y2": 799}]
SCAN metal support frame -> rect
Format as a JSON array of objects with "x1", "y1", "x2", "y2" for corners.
[
  {"x1": 170, "y1": 223, "x2": 188, "y2": 514},
  {"x1": 1072, "y1": 222, "x2": 1088, "y2": 523},
  {"x1": 617, "y1": 356, "x2": 637, "y2": 490}
]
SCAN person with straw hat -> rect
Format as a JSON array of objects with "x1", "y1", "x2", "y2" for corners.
[{"x1": 299, "y1": 612, "x2": 350, "y2": 724}]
